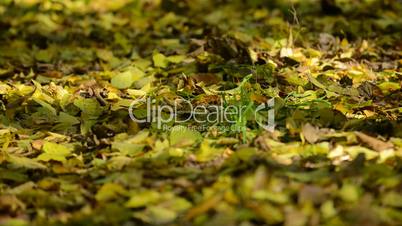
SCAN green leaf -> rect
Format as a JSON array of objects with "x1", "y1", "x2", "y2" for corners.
[
  {"x1": 321, "y1": 200, "x2": 337, "y2": 219},
  {"x1": 111, "y1": 142, "x2": 145, "y2": 156},
  {"x1": 8, "y1": 155, "x2": 46, "y2": 169},
  {"x1": 73, "y1": 97, "x2": 104, "y2": 134},
  {"x1": 382, "y1": 192, "x2": 402, "y2": 207},
  {"x1": 338, "y1": 183, "x2": 360, "y2": 202},
  {"x1": 35, "y1": 49, "x2": 53, "y2": 63},
  {"x1": 36, "y1": 142, "x2": 73, "y2": 162},
  {"x1": 0, "y1": 219, "x2": 29, "y2": 226},
  {"x1": 170, "y1": 125, "x2": 202, "y2": 147},
  {"x1": 53, "y1": 112, "x2": 80, "y2": 131},
  {"x1": 236, "y1": 147, "x2": 257, "y2": 161},
  {"x1": 152, "y1": 52, "x2": 168, "y2": 68},
  {"x1": 58, "y1": 112, "x2": 80, "y2": 125},
  {"x1": 95, "y1": 183, "x2": 127, "y2": 202},
  {"x1": 111, "y1": 67, "x2": 145, "y2": 89},
  {"x1": 147, "y1": 206, "x2": 177, "y2": 224},
  {"x1": 33, "y1": 99, "x2": 57, "y2": 116},
  {"x1": 126, "y1": 190, "x2": 160, "y2": 208},
  {"x1": 196, "y1": 139, "x2": 225, "y2": 162},
  {"x1": 378, "y1": 82, "x2": 400, "y2": 95},
  {"x1": 167, "y1": 55, "x2": 186, "y2": 63},
  {"x1": 73, "y1": 97, "x2": 103, "y2": 116}
]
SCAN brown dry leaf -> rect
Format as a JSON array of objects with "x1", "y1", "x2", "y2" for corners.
[
  {"x1": 302, "y1": 124, "x2": 335, "y2": 144},
  {"x1": 355, "y1": 132, "x2": 393, "y2": 151},
  {"x1": 31, "y1": 140, "x2": 44, "y2": 150},
  {"x1": 0, "y1": 195, "x2": 26, "y2": 212},
  {"x1": 302, "y1": 123, "x2": 321, "y2": 144},
  {"x1": 192, "y1": 73, "x2": 221, "y2": 85}
]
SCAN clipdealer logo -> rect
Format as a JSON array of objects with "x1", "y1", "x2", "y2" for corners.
[{"x1": 128, "y1": 97, "x2": 275, "y2": 132}]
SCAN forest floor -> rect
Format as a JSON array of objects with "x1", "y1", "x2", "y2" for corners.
[{"x1": 0, "y1": 1, "x2": 401, "y2": 225}]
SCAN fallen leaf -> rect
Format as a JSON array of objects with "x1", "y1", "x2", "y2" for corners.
[{"x1": 355, "y1": 132, "x2": 393, "y2": 151}]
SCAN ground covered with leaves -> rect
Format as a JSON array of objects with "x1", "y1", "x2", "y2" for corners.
[{"x1": 0, "y1": 0, "x2": 402, "y2": 225}]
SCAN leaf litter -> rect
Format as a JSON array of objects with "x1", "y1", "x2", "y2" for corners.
[{"x1": 0, "y1": 0, "x2": 401, "y2": 225}]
